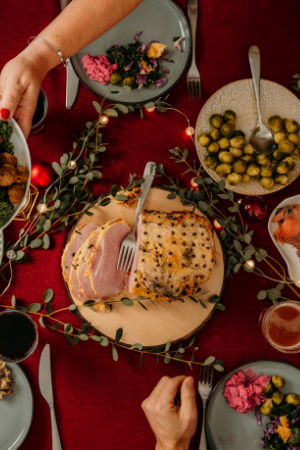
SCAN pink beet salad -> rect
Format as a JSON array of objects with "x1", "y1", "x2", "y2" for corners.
[
  {"x1": 82, "y1": 54, "x2": 118, "y2": 85},
  {"x1": 223, "y1": 369, "x2": 270, "y2": 414}
]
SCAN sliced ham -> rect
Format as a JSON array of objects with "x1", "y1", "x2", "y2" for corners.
[
  {"x1": 61, "y1": 223, "x2": 98, "y2": 281},
  {"x1": 77, "y1": 228, "x2": 102, "y2": 297},
  {"x1": 87, "y1": 219, "x2": 131, "y2": 298},
  {"x1": 69, "y1": 248, "x2": 90, "y2": 303},
  {"x1": 128, "y1": 215, "x2": 142, "y2": 293}
]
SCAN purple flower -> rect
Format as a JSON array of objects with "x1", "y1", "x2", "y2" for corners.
[
  {"x1": 156, "y1": 75, "x2": 167, "y2": 88},
  {"x1": 125, "y1": 60, "x2": 134, "y2": 71},
  {"x1": 255, "y1": 407, "x2": 262, "y2": 427},
  {"x1": 162, "y1": 66, "x2": 170, "y2": 74},
  {"x1": 134, "y1": 30, "x2": 143, "y2": 42},
  {"x1": 136, "y1": 73, "x2": 147, "y2": 90},
  {"x1": 150, "y1": 58, "x2": 157, "y2": 68},
  {"x1": 158, "y1": 50, "x2": 169, "y2": 62},
  {"x1": 174, "y1": 37, "x2": 185, "y2": 53},
  {"x1": 148, "y1": 40, "x2": 158, "y2": 45}
]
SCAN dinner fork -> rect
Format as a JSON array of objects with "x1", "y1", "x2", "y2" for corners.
[
  {"x1": 187, "y1": 0, "x2": 201, "y2": 100},
  {"x1": 198, "y1": 366, "x2": 213, "y2": 450},
  {"x1": 117, "y1": 162, "x2": 156, "y2": 272}
]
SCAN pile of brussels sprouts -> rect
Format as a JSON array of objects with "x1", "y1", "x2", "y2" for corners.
[
  {"x1": 260, "y1": 374, "x2": 300, "y2": 416},
  {"x1": 198, "y1": 111, "x2": 300, "y2": 190}
]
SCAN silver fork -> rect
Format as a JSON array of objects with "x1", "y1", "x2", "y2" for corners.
[
  {"x1": 198, "y1": 366, "x2": 213, "y2": 450},
  {"x1": 117, "y1": 162, "x2": 156, "y2": 272},
  {"x1": 187, "y1": 0, "x2": 201, "y2": 100}
]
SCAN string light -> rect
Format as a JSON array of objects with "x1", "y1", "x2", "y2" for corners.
[
  {"x1": 245, "y1": 259, "x2": 255, "y2": 269},
  {"x1": 213, "y1": 218, "x2": 223, "y2": 232},
  {"x1": 6, "y1": 250, "x2": 16, "y2": 260},
  {"x1": 190, "y1": 178, "x2": 199, "y2": 190},
  {"x1": 296, "y1": 280, "x2": 300, "y2": 288},
  {"x1": 99, "y1": 115, "x2": 108, "y2": 125},
  {"x1": 37, "y1": 204, "x2": 48, "y2": 213},
  {"x1": 70, "y1": 160, "x2": 77, "y2": 170},
  {"x1": 238, "y1": 199, "x2": 243, "y2": 204},
  {"x1": 145, "y1": 107, "x2": 155, "y2": 112},
  {"x1": 186, "y1": 126, "x2": 195, "y2": 136}
]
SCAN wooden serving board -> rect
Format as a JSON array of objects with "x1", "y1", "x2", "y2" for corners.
[{"x1": 66, "y1": 188, "x2": 225, "y2": 347}]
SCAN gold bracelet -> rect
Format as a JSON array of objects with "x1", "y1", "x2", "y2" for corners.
[{"x1": 28, "y1": 36, "x2": 69, "y2": 68}]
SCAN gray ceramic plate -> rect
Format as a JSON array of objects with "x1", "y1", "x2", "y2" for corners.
[
  {"x1": 206, "y1": 360, "x2": 300, "y2": 450},
  {"x1": 71, "y1": 0, "x2": 191, "y2": 103},
  {"x1": 0, "y1": 364, "x2": 33, "y2": 450}
]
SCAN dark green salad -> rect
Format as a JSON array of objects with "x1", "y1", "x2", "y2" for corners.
[{"x1": 0, "y1": 121, "x2": 15, "y2": 227}]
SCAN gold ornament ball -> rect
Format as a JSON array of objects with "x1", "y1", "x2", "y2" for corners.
[
  {"x1": 245, "y1": 259, "x2": 255, "y2": 269},
  {"x1": 186, "y1": 126, "x2": 195, "y2": 136},
  {"x1": 70, "y1": 160, "x2": 77, "y2": 170},
  {"x1": 99, "y1": 115, "x2": 108, "y2": 125}
]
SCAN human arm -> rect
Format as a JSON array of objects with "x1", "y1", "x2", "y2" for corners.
[
  {"x1": 0, "y1": 0, "x2": 143, "y2": 137},
  {"x1": 142, "y1": 376, "x2": 198, "y2": 450}
]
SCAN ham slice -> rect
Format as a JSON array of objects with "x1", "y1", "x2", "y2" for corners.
[
  {"x1": 61, "y1": 223, "x2": 98, "y2": 281},
  {"x1": 76, "y1": 228, "x2": 102, "y2": 297},
  {"x1": 87, "y1": 219, "x2": 131, "y2": 298},
  {"x1": 128, "y1": 215, "x2": 142, "y2": 293},
  {"x1": 69, "y1": 247, "x2": 90, "y2": 303}
]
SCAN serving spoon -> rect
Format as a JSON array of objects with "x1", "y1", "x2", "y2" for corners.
[{"x1": 248, "y1": 45, "x2": 276, "y2": 155}]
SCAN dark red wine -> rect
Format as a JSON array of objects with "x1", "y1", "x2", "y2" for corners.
[{"x1": 0, "y1": 311, "x2": 37, "y2": 359}]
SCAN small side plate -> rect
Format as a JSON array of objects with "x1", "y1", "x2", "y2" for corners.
[{"x1": 268, "y1": 194, "x2": 300, "y2": 284}]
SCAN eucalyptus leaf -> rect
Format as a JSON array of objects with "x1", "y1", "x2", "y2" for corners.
[
  {"x1": 115, "y1": 194, "x2": 128, "y2": 201},
  {"x1": 131, "y1": 343, "x2": 143, "y2": 350},
  {"x1": 15, "y1": 306, "x2": 27, "y2": 313},
  {"x1": 69, "y1": 304, "x2": 77, "y2": 311},
  {"x1": 144, "y1": 102, "x2": 154, "y2": 110},
  {"x1": 45, "y1": 302, "x2": 52, "y2": 315},
  {"x1": 215, "y1": 303, "x2": 226, "y2": 311},
  {"x1": 99, "y1": 336, "x2": 109, "y2": 347},
  {"x1": 115, "y1": 328, "x2": 123, "y2": 344},
  {"x1": 214, "y1": 364, "x2": 225, "y2": 372},
  {"x1": 121, "y1": 298, "x2": 134, "y2": 306},
  {"x1": 27, "y1": 303, "x2": 42, "y2": 313},
  {"x1": 116, "y1": 104, "x2": 129, "y2": 114},
  {"x1": 122, "y1": 85, "x2": 132, "y2": 93},
  {"x1": 60, "y1": 154, "x2": 69, "y2": 165},
  {"x1": 39, "y1": 316, "x2": 46, "y2": 328},
  {"x1": 208, "y1": 295, "x2": 220, "y2": 304},
  {"x1": 204, "y1": 356, "x2": 215, "y2": 366},
  {"x1": 15, "y1": 250, "x2": 25, "y2": 261},
  {"x1": 42, "y1": 234, "x2": 50, "y2": 249},
  {"x1": 93, "y1": 101, "x2": 102, "y2": 113},
  {"x1": 167, "y1": 192, "x2": 176, "y2": 200},
  {"x1": 43, "y1": 219, "x2": 51, "y2": 231},
  {"x1": 104, "y1": 109, "x2": 118, "y2": 117},
  {"x1": 11, "y1": 295, "x2": 16, "y2": 307},
  {"x1": 219, "y1": 179, "x2": 226, "y2": 190},
  {"x1": 164, "y1": 353, "x2": 171, "y2": 364},
  {"x1": 112, "y1": 344, "x2": 118, "y2": 361},
  {"x1": 30, "y1": 239, "x2": 43, "y2": 249},
  {"x1": 233, "y1": 240, "x2": 243, "y2": 252},
  {"x1": 69, "y1": 176, "x2": 79, "y2": 184},
  {"x1": 52, "y1": 162, "x2": 62, "y2": 176},
  {"x1": 78, "y1": 334, "x2": 89, "y2": 341},
  {"x1": 165, "y1": 341, "x2": 171, "y2": 352},
  {"x1": 64, "y1": 323, "x2": 73, "y2": 334},
  {"x1": 257, "y1": 290, "x2": 267, "y2": 300}
]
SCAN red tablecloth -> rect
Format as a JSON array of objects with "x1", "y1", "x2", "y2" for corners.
[{"x1": 1, "y1": 0, "x2": 300, "y2": 449}]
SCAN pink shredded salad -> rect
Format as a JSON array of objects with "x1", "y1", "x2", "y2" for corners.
[
  {"x1": 223, "y1": 369, "x2": 270, "y2": 414},
  {"x1": 82, "y1": 54, "x2": 118, "y2": 85}
]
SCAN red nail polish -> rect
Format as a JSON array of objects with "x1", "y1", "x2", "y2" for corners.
[{"x1": 0, "y1": 109, "x2": 10, "y2": 120}]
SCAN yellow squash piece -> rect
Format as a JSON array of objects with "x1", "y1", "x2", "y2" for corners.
[{"x1": 277, "y1": 416, "x2": 292, "y2": 444}]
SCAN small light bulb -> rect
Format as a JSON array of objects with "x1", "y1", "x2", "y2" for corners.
[
  {"x1": 238, "y1": 198, "x2": 243, "y2": 204},
  {"x1": 296, "y1": 280, "x2": 300, "y2": 288},
  {"x1": 245, "y1": 259, "x2": 255, "y2": 269},
  {"x1": 190, "y1": 178, "x2": 198, "y2": 190},
  {"x1": 37, "y1": 203, "x2": 48, "y2": 213},
  {"x1": 6, "y1": 250, "x2": 16, "y2": 260},
  {"x1": 186, "y1": 126, "x2": 195, "y2": 136},
  {"x1": 213, "y1": 218, "x2": 223, "y2": 232},
  {"x1": 99, "y1": 115, "x2": 108, "y2": 125},
  {"x1": 70, "y1": 160, "x2": 77, "y2": 170},
  {"x1": 145, "y1": 107, "x2": 155, "y2": 112}
]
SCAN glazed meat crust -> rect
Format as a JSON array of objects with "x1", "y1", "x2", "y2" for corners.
[
  {"x1": 0, "y1": 152, "x2": 17, "y2": 166},
  {"x1": 7, "y1": 184, "x2": 25, "y2": 204},
  {"x1": 0, "y1": 164, "x2": 17, "y2": 186},
  {"x1": 16, "y1": 165, "x2": 29, "y2": 184}
]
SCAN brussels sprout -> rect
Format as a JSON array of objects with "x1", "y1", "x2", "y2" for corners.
[
  {"x1": 210, "y1": 114, "x2": 224, "y2": 129},
  {"x1": 288, "y1": 428, "x2": 300, "y2": 446},
  {"x1": 264, "y1": 383, "x2": 275, "y2": 397},
  {"x1": 233, "y1": 159, "x2": 247, "y2": 174},
  {"x1": 260, "y1": 177, "x2": 274, "y2": 190},
  {"x1": 256, "y1": 154, "x2": 271, "y2": 166},
  {"x1": 226, "y1": 173, "x2": 242, "y2": 185},
  {"x1": 288, "y1": 133, "x2": 300, "y2": 145},
  {"x1": 208, "y1": 142, "x2": 219, "y2": 153},
  {"x1": 274, "y1": 131, "x2": 287, "y2": 144},
  {"x1": 242, "y1": 155, "x2": 255, "y2": 163},
  {"x1": 276, "y1": 161, "x2": 289, "y2": 174},
  {"x1": 260, "y1": 165, "x2": 273, "y2": 177},
  {"x1": 271, "y1": 160, "x2": 279, "y2": 171},
  {"x1": 234, "y1": 130, "x2": 245, "y2": 137},
  {"x1": 282, "y1": 156, "x2": 294, "y2": 170},
  {"x1": 272, "y1": 375, "x2": 285, "y2": 389},
  {"x1": 243, "y1": 144, "x2": 254, "y2": 155},
  {"x1": 246, "y1": 163, "x2": 260, "y2": 177},
  {"x1": 279, "y1": 139, "x2": 294, "y2": 154},
  {"x1": 260, "y1": 399, "x2": 273, "y2": 416},
  {"x1": 241, "y1": 174, "x2": 251, "y2": 183},
  {"x1": 216, "y1": 164, "x2": 232, "y2": 177},
  {"x1": 224, "y1": 110, "x2": 237, "y2": 124},
  {"x1": 274, "y1": 174, "x2": 289, "y2": 185},
  {"x1": 292, "y1": 147, "x2": 300, "y2": 160},
  {"x1": 268, "y1": 115, "x2": 283, "y2": 133},
  {"x1": 271, "y1": 391, "x2": 284, "y2": 405},
  {"x1": 198, "y1": 132, "x2": 211, "y2": 147},
  {"x1": 220, "y1": 122, "x2": 235, "y2": 138},
  {"x1": 229, "y1": 147, "x2": 243, "y2": 158},
  {"x1": 218, "y1": 137, "x2": 231, "y2": 150},
  {"x1": 205, "y1": 154, "x2": 219, "y2": 169},
  {"x1": 209, "y1": 128, "x2": 222, "y2": 141},
  {"x1": 110, "y1": 71, "x2": 123, "y2": 84},
  {"x1": 286, "y1": 393, "x2": 300, "y2": 406},
  {"x1": 219, "y1": 151, "x2": 234, "y2": 164},
  {"x1": 230, "y1": 136, "x2": 247, "y2": 148},
  {"x1": 284, "y1": 118, "x2": 299, "y2": 134},
  {"x1": 122, "y1": 77, "x2": 135, "y2": 86},
  {"x1": 273, "y1": 149, "x2": 285, "y2": 161}
]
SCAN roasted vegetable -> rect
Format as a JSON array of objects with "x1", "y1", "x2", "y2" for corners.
[
  {"x1": 122, "y1": 77, "x2": 135, "y2": 86},
  {"x1": 260, "y1": 399, "x2": 274, "y2": 416},
  {"x1": 234, "y1": 130, "x2": 245, "y2": 137},
  {"x1": 226, "y1": 173, "x2": 242, "y2": 185},
  {"x1": 268, "y1": 115, "x2": 283, "y2": 133},
  {"x1": 220, "y1": 122, "x2": 235, "y2": 138},
  {"x1": 283, "y1": 118, "x2": 299, "y2": 134},
  {"x1": 246, "y1": 163, "x2": 260, "y2": 177},
  {"x1": 218, "y1": 137, "x2": 231, "y2": 150},
  {"x1": 292, "y1": 147, "x2": 300, "y2": 160},
  {"x1": 288, "y1": 428, "x2": 300, "y2": 446},
  {"x1": 210, "y1": 114, "x2": 224, "y2": 129},
  {"x1": 286, "y1": 393, "x2": 300, "y2": 405},
  {"x1": 243, "y1": 144, "x2": 254, "y2": 155},
  {"x1": 241, "y1": 174, "x2": 251, "y2": 183},
  {"x1": 260, "y1": 177, "x2": 274, "y2": 190},
  {"x1": 282, "y1": 156, "x2": 294, "y2": 170},
  {"x1": 274, "y1": 131, "x2": 287, "y2": 144},
  {"x1": 205, "y1": 154, "x2": 219, "y2": 169},
  {"x1": 219, "y1": 151, "x2": 234, "y2": 164},
  {"x1": 230, "y1": 136, "x2": 247, "y2": 148},
  {"x1": 271, "y1": 160, "x2": 279, "y2": 171},
  {"x1": 224, "y1": 110, "x2": 237, "y2": 124},
  {"x1": 229, "y1": 147, "x2": 243, "y2": 158},
  {"x1": 256, "y1": 154, "x2": 271, "y2": 166},
  {"x1": 279, "y1": 139, "x2": 294, "y2": 154},
  {"x1": 260, "y1": 165, "x2": 273, "y2": 177},
  {"x1": 242, "y1": 155, "x2": 255, "y2": 163},
  {"x1": 216, "y1": 163, "x2": 232, "y2": 177},
  {"x1": 264, "y1": 383, "x2": 275, "y2": 397},
  {"x1": 110, "y1": 71, "x2": 122, "y2": 84},
  {"x1": 288, "y1": 133, "x2": 300, "y2": 145},
  {"x1": 273, "y1": 149, "x2": 285, "y2": 161},
  {"x1": 207, "y1": 142, "x2": 219, "y2": 153},
  {"x1": 232, "y1": 159, "x2": 247, "y2": 174},
  {"x1": 274, "y1": 174, "x2": 289, "y2": 185},
  {"x1": 271, "y1": 391, "x2": 284, "y2": 405},
  {"x1": 198, "y1": 132, "x2": 211, "y2": 147},
  {"x1": 210, "y1": 128, "x2": 222, "y2": 141},
  {"x1": 276, "y1": 161, "x2": 289, "y2": 174}
]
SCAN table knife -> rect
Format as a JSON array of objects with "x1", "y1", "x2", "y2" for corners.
[
  {"x1": 60, "y1": 0, "x2": 79, "y2": 109},
  {"x1": 39, "y1": 344, "x2": 62, "y2": 450}
]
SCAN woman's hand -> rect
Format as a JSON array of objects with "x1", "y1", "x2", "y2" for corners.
[
  {"x1": 142, "y1": 376, "x2": 198, "y2": 450},
  {"x1": 0, "y1": 42, "x2": 57, "y2": 139}
]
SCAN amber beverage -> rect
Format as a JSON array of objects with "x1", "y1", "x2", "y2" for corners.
[{"x1": 259, "y1": 301, "x2": 300, "y2": 353}]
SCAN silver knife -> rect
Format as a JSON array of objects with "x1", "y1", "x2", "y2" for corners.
[
  {"x1": 39, "y1": 344, "x2": 62, "y2": 450},
  {"x1": 60, "y1": 0, "x2": 79, "y2": 109}
]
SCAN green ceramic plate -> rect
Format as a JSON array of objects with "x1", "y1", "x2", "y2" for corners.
[
  {"x1": 71, "y1": 0, "x2": 191, "y2": 104},
  {"x1": 206, "y1": 360, "x2": 300, "y2": 450},
  {"x1": 0, "y1": 364, "x2": 33, "y2": 450}
]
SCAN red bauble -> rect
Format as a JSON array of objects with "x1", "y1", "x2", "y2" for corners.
[
  {"x1": 240, "y1": 196, "x2": 268, "y2": 222},
  {"x1": 31, "y1": 161, "x2": 55, "y2": 189}
]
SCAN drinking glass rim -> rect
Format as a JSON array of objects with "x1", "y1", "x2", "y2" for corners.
[
  {"x1": 0, "y1": 309, "x2": 39, "y2": 363},
  {"x1": 264, "y1": 300, "x2": 300, "y2": 350}
]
